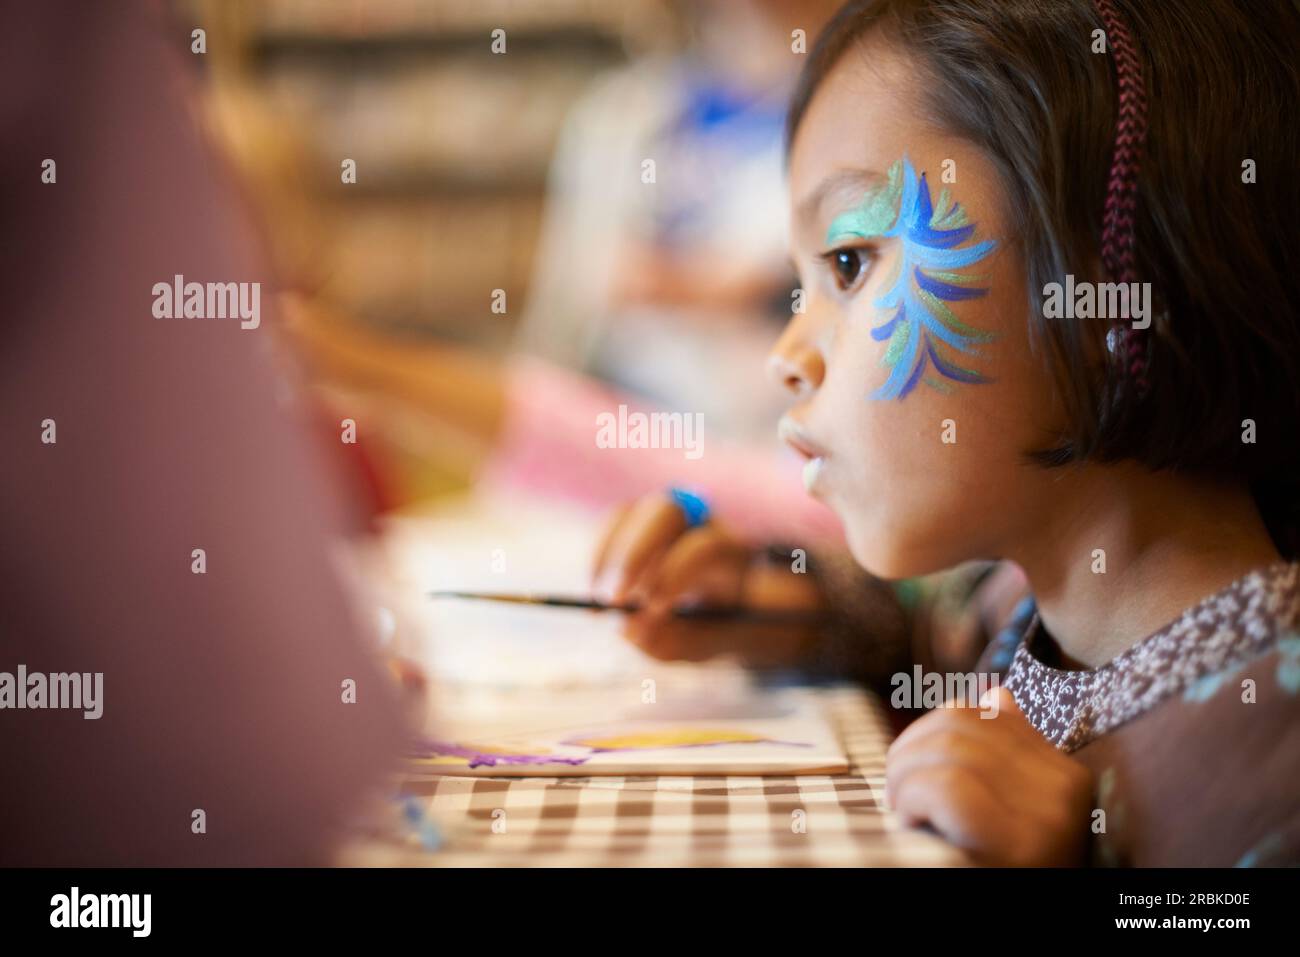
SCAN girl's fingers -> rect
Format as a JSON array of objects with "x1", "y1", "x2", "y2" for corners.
[
  {"x1": 594, "y1": 495, "x2": 750, "y2": 664},
  {"x1": 887, "y1": 688, "x2": 1026, "y2": 759},
  {"x1": 624, "y1": 614, "x2": 726, "y2": 662},
  {"x1": 884, "y1": 728, "x2": 988, "y2": 806},
  {"x1": 590, "y1": 502, "x2": 634, "y2": 588},
  {"x1": 888, "y1": 699, "x2": 981, "y2": 757},
  {"x1": 887, "y1": 694, "x2": 1088, "y2": 840},
  {"x1": 622, "y1": 529, "x2": 749, "y2": 663},
  {"x1": 606, "y1": 494, "x2": 689, "y2": 603},
  {"x1": 889, "y1": 765, "x2": 1007, "y2": 857},
  {"x1": 644, "y1": 527, "x2": 746, "y2": 610},
  {"x1": 886, "y1": 706, "x2": 1035, "y2": 807}
]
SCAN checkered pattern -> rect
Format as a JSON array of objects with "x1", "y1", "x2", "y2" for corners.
[{"x1": 349, "y1": 686, "x2": 966, "y2": 866}]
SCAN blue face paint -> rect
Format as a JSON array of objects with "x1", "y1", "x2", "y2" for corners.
[{"x1": 825, "y1": 156, "x2": 997, "y2": 400}]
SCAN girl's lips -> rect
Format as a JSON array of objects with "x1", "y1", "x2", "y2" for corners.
[
  {"x1": 778, "y1": 416, "x2": 830, "y2": 494},
  {"x1": 778, "y1": 416, "x2": 829, "y2": 461}
]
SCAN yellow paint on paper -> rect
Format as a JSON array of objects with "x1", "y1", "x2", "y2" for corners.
[{"x1": 568, "y1": 728, "x2": 771, "y2": 751}]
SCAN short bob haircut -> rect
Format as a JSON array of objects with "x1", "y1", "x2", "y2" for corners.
[{"x1": 788, "y1": 0, "x2": 1300, "y2": 558}]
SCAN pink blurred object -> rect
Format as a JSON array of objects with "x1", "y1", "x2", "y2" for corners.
[{"x1": 484, "y1": 356, "x2": 844, "y2": 546}]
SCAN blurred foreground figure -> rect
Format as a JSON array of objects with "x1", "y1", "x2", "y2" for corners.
[{"x1": 0, "y1": 1, "x2": 403, "y2": 864}]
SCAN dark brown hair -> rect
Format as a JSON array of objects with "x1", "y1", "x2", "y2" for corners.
[{"x1": 788, "y1": 0, "x2": 1300, "y2": 556}]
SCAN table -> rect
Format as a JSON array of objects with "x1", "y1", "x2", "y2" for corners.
[{"x1": 347, "y1": 685, "x2": 966, "y2": 866}]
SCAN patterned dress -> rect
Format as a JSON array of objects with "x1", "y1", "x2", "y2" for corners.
[
  {"x1": 997, "y1": 562, "x2": 1300, "y2": 866},
  {"x1": 801, "y1": 554, "x2": 1300, "y2": 866}
]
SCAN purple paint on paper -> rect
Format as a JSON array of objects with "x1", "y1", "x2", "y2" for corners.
[
  {"x1": 562, "y1": 736, "x2": 812, "y2": 753},
  {"x1": 415, "y1": 739, "x2": 589, "y2": 769}
]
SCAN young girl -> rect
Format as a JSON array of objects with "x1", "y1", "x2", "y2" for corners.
[{"x1": 591, "y1": 0, "x2": 1300, "y2": 866}]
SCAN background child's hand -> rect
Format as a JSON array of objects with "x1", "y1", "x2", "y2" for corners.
[
  {"x1": 886, "y1": 688, "x2": 1093, "y2": 866},
  {"x1": 590, "y1": 491, "x2": 823, "y2": 664}
]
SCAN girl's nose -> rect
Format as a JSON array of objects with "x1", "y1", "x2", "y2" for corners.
[{"x1": 767, "y1": 315, "x2": 825, "y2": 397}]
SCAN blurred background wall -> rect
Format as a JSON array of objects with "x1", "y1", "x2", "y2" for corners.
[
  {"x1": 169, "y1": 0, "x2": 840, "y2": 516},
  {"x1": 187, "y1": 0, "x2": 671, "y2": 345}
]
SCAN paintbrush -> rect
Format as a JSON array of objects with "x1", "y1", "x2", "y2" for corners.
[{"x1": 428, "y1": 590, "x2": 824, "y2": 623}]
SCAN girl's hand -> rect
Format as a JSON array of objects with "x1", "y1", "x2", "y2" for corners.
[
  {"x1": 886, "y1": 688, "x2": 1093, "y2": 866},
  {"x1": 590, "y1": 491, "x2": 823, "y2": 664}
]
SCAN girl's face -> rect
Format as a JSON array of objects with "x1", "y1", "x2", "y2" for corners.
[{"x1": 775, "y1": 41, "x2": 1062, "y2": 578}]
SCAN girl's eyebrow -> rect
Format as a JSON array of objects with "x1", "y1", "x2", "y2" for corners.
[{"x1": 796, "y1": 168, "x2": 887, "y2": 232}]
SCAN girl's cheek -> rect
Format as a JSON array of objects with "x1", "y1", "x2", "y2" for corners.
[{"x1": 815, "y1": 310, "x2": 1008, "y2": 575}]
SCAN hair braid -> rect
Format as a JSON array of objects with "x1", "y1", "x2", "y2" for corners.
[{"x1": 1094, "y1": 0, "x2": 1150, "y2": 392}]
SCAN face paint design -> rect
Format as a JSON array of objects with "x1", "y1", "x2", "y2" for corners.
[{"x1": 826, "y1": 156, "x2": 997, "y2": 400}]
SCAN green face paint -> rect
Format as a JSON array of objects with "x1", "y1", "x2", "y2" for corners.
[{"x1": 826, "y1": 159, "x2": 905, "y2": 244}]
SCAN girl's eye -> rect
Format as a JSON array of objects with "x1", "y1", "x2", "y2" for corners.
[{"x1": 822, "y1": 247, "x2": 875, "y2": 292}]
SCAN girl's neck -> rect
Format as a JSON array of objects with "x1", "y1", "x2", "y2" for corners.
[{"x1": 1009, "y1": 464, "x2": 1283, "y2": 669}]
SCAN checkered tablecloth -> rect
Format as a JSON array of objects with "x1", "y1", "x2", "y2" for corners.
[{"x1": 345, "y1": 685, "x2": 966, "y2": 867}]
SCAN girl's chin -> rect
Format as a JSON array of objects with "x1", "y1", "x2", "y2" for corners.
[
  {"x1": 832, "y1": 505, "x2": 887, "y2": 573},
  {"x1": 839, "y1": 510, "x2": 943, "y2": 581},
  {"x1": 842, "y1": 533, "x2": 899, "y2": 579}
]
